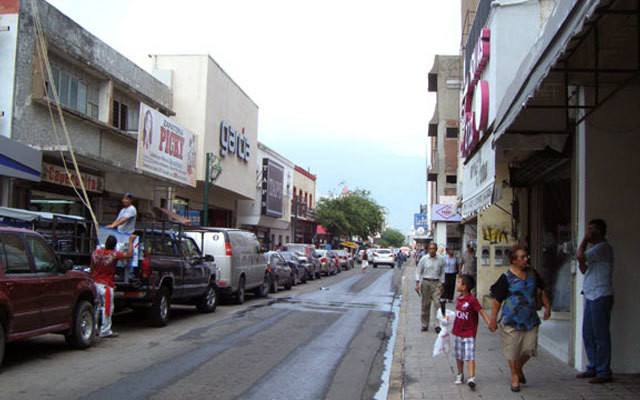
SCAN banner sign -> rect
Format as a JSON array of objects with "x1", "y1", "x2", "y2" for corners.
[
  {"x1": 462, "y1": 136, "x2": 496, "y2": 218},
  {"x1": 136, "y1": 104, "x2": 197, "y2": 187},
  {"x1": 261, "y1": 158, "x2": 284, "y2": 218},
  {"x1": 41, "y1": 162, "x2": 103, "y2": 193},
  {"x1": 431, "y1": 204, "x2": 462, "y2": 222},
  {"x1": 414, "y1": 213, "x2": 429, "y2": 236}
]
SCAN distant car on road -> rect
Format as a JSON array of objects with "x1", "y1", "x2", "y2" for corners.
[
  {"x1": 0, "y1": 227, "x2": 97, "y2": 367},
  {"x1": 283, "y1": 244, "x2": 321, "y2": 279},
  {"x1": 265, "y1": 251, "x2": 293, "y2": 293},
  {"x1": 279, "y1": 251, "x2": 307, "y2": 284},
  {"x1": 315, "y1": 249, "x2": 338, "y2": 276},
  {"x1": 334, "y1": 249, "x2": 352, "y2": 270},
  {"x1": 372, "y1": 248, "x2": 395, "y2": 268}
]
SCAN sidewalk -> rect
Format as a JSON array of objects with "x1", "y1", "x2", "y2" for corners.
[{"x1": 388, "y1": 260, "x2": 640, "y2": 400}]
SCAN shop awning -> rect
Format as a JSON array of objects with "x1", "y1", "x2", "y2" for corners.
[
  {"x1": 339, "y1": 241, "x2": 358, "y2": 249},
  {"x1": 0, "y1": 135, "x2": 41, "y2": 182},
  {"x1": 492, "y1": 0, "x2": 603, "y2": 145},
  {"x1": 317, "y1": 225, "x2": 328, "y2": 235}
]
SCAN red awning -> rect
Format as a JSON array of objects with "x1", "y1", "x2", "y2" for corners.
[{"x1": 317, "y1": 225, "x2": 328, "y2": 235}]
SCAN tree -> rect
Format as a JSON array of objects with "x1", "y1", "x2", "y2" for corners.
[
  {"x1": 315, "y1": 189, "x2": 384, "y2": 239},
  {"x1": 380, "y1": 228, "x2": 405, "y2": 248}
]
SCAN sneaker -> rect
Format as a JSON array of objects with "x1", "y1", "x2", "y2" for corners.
[
  {"x1": 455, "y1": 374, "x2": 464, "y2": 385},
  {"x1": 468, "y1": 377, "x2": 476, "y2": 390},
  {"x1": 576, "y1": 371, "x2": 596, "y2": 379}
]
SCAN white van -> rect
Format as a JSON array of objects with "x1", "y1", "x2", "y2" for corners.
[{"x1": 185, "y1": 228, "x2": 268, "y2": 304}]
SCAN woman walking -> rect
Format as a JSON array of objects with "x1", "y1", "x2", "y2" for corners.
[
  {"x1": 488, "y1": 243, "x2": 551, "y2": 393},
  {"x1": 361, "y1": 249, "x2": 369, "y2": 273}
]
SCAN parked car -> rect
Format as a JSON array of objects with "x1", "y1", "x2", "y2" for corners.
[
  {"x1": 265, "y1": 251, "x2": 294, "y2": 292},
  {"x1": 315, "y1": 250, "x2": 338, "y2": 276},
  {"x1": 0, "y1": 227, "x2": 97, "y2": 367},
  {"x1": 185, "y1": 228, "x2": 269, "y2": 305},
  {"x1": 280, "y1": 251, "x2": 307, "y2": 284},
  {"x1": 334, "y1": 249, "x2": 352, "y2": 270},
  {"x1": 292, "y1": 251, "x2": 315, "y2": 281},
  {"x1": 327, "y1": 250, "x2": 342, "y2": 274},
  {"x1": 114, "y1": 227, "x2": 218, "y2": 327},
  {"x1": 283, "y1": 244, "x2": 321, "y2": 279},
  {"x1": 372, "y1": 248, "x2": 395, "y2": 268}
]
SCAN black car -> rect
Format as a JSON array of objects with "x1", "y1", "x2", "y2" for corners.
[
  {"x1": 280, "y1": 251, "x2": 307, "y2": 284},
  {"x1": 265, "y1": 251, "x2": 293, "y2": 293}
]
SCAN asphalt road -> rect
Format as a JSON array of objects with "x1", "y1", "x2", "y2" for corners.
[{"x1": 0, "y1": 264, "x2": 403, "y2": 400}]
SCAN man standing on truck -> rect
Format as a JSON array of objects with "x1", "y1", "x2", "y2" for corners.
[
  {"x1": 90, "y1": 234, "x2": 136, "y2": 338},
  {"x1": 106, "y1": 193, "x2": 137, "y2": 234}
]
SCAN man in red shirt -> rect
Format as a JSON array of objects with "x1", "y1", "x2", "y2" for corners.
[
  {"x1": 91, "y1": 234, "x2": 136, "y2": 338},
  {"x1": 451, "y1": 275, "x2": 490, "y2": 390}
]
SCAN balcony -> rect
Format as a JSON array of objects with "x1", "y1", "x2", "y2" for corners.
[
  {"x1": 291, "y1": 203, "x2": 316, "y2": 221},
  {"x1": 427, "y1": 149, "x2": 440, "y2": 182}
]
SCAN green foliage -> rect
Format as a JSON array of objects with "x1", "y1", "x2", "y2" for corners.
[
  {"x1": 380, "y1": 228, "x2": 405, "y2": 248},
  {"x1": 315, "y1": 189, "x2": 385, "y2": 239}
]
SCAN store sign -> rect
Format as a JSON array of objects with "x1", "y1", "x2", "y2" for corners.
[
  {"x1": 261, "y1": 158, "x2": 284, "y2": 218},
  {"x1": 220, "y1": 121, "x2": 251, "y2": 162},
  {"x1": 461, "y1": 28, "x2": 491, "y2": 159},
  {"x1": 136, "y1": 104, "x2": 197, "y2": 187},
  {"x1": 414, "y1": 213, "x2": 429, "y2": 236},
  {"x1": 462, "y1": 137, "x2": 496, "y2": 218},
  {"x1": 41, "y1": 162, "x2": 103, "y2": 193},
  {"x1": 431, "y1": 204, "x2": 461, "y2": 223}
]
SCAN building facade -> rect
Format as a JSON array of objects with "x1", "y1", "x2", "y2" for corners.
[{"x1": 291, "y1": 166, "x2": 316, "y2": 243}]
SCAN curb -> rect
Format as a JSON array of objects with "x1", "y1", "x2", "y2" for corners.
[{"x1": 387, "y1": 261, "x2": 413, "y2": 400}]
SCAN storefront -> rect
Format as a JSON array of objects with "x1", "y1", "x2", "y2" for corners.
[{"x1": 0, "y1": 135, "x2": 42, "y2": 207}]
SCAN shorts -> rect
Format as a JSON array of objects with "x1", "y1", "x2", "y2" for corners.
[
  {"x1": 453, "y1": 335, "x2": 475, "y2": 361},
  {"x1": 499, "y1": 323, "x2": 538, "y2": 360}
]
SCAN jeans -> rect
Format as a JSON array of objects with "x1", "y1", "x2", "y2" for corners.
[{"x1": 583, "y1": 295, "x2": 612, "y2": 377}]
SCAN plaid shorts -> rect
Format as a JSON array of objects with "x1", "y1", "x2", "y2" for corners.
[{"x1": 453, "y1": 335, "x2": 475, "y2": 361}]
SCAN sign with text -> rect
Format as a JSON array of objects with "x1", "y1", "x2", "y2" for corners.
[
  {"x1": 431, "y1": 204, "x2": 461, "y2": 222},
  {"x1": 261, "y1": 158, "x2": 284, "y2": 218},
  {"x1": 136, "y1": 104, "x2": 197, "y2": 187},
  {"x1": 41, "y1": 162, "x2": 103, "y2": 193},
  {"x1": 462, "y1": 137, "x2": 496, "y2": 218},
  {"x1": 414, "y1": 213, "x2": 429, "y2": 236}
]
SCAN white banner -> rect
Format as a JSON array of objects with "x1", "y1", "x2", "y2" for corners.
[
  {"x1": 136, "y1": 104, "x2": 197, "y2": 187},
  {"x1": 462, "y1": 136, "x2": 496, "y2": 218}
]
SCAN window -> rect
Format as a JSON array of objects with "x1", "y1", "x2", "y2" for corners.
[
  {"x1": 143, "y1": 234, "x2": 175, "y2": 256},
  {"x1": 47, "y1": 67, "x2": 88, "y2": 115},
  {"x1": 27, "y1": 236, "x2": 57, "y2": 273},
  {"x1": 446, "y1": 127, "x2": 459, "y2": 139},
  {"x1": 112, "y1": 100, "x2": 129, "y2": 130},
  {"x1": 180, "y1": 238, "x2": 201, "y2": 259},
  {"x1": 0, "y1": 233, "x2": 31, "y2": 273},
  {"x1": 446, "y1": 175, "x2": 457, "y2": 184}
]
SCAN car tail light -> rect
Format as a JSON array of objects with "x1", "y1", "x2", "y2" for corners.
[
  {"x1": 267, "y1": 264, "x2": 271, "y2": 272},
  {"x1": 141, "y1": 257, "x2": 151, "y2": 278},
  {"x1": 225, "y1": 242, "x2": 232, "y2": 256},
  {"x1": 321, "y1": 258, "x2": 327, "y2": 263}
]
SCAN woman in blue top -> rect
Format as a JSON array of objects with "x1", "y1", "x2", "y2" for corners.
[{"x1": 489, "y1": 243, "x2": 551, "y2": 393}]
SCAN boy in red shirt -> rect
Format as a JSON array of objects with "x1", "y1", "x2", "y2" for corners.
[{"x1": 451, "y1": 275, "x2": 490, "y2": 389}]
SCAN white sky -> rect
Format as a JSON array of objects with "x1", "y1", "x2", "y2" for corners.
[{"x1": 46, "y1": 0, "x2": 461, "y2": 231}]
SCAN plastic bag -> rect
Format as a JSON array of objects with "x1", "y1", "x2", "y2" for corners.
[{"x1": 433, "y1": 309, "x2": 456, "y2": 357}]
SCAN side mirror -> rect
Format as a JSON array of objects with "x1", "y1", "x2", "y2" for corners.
[
  {"x1": 204, "y1": 254, "x2": 215, "y2": 262},
  {"x1": 62, "y1": 259, "x2": 74, "y2": 271}
]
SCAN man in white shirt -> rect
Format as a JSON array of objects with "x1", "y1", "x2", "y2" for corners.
[
  {"x1": 414, "y1": 242, "x2": 445, "y2": 331},
  {"x1": 106, "y1": 193, "x2": 137, "y2": 234}
]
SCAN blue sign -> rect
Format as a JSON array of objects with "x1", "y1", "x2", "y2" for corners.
[{"x1": 414, "y1": 213, "x2": 428, "y2": 229}]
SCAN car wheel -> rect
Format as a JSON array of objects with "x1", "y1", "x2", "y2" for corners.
[
  {"x1": 302, "y1": 271, "x2": 308, "y2": 283},
  {"x1": 373, "y1": 263, "x2": 378, "y2": 268},
  {"x1": 285, "y1": 273, "x2": 293, "y2": 290},
  {"x1": 196, "y1": 283, "x2": 217, "y2": 313},
  {"x1": 150, "y1": 287, "x2": 171, "y2": 327},
  {"x1": 235, "y1": 276, "x2": 246, "y2": 304},
  {"x1": 307, "y1": 270, "x2": 314, "y2": 281},
  {"x1": 255, "y1": 273, "x2": 269, "y2": 298},
  {"x1": 270, "y1": 274, "x2": 278, "y2": 293},
  {"x1": 66, "y1": 300, "x2": 95, "y2": 349}
]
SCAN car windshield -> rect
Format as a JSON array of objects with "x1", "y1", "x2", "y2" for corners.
[
  {"x1": 286, "y1": 245, "x2": 306, "y2": 254},
  {"x1": 180, "y1": 237, "x2": 201, "y2": 258},
  {"x1": 376, "y1": 249, "x2": 391, "y2": 254}
]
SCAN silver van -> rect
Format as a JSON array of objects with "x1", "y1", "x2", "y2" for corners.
[{"x1": 185, "y1": 228, "x2": 268, "y2": 304}]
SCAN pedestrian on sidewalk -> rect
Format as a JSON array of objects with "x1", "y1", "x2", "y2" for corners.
[
  {"x1": 90, "y1": 234, "x2": 137, "y2": 338},
  {"x1": 415, "y1": 243, "x2": 445, "y2": 332},
  {"x1": 361, "y1": 249, "x2": 369, "y2": 273},
  {"x1": 488, "y1": 243, "x2": 551, "y2": 393},
  {"x1": 443, "y1": 247, "x2": 459, "y2": 302},
  {"x1": 106, "y1": 193, "x2": 137, "y2": 234},
  {"x1": 576, "y1": 219, "x2": 614, "y2": 384},
  {"x1": 451, "y1": 275, "x2": 491, "y2": 390},
  {"x1": 396, "y1": 250, "x2": 405, "y2": 269}
]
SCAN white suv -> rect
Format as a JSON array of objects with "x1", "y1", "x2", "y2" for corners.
[{"x1": 372, "y1": 248, "x2": 395, "y2": 268}]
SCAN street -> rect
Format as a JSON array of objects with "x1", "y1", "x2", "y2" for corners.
[{"x1": 0, "y1": 266, "x2": 402, "y2": 400}]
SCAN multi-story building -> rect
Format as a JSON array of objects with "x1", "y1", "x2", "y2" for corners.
[
  {"x1": 237, "y1": 141, "x2": 295, "y2": 249},
  {"x1": 2, "y1": 0, "x2": 182, "y2": 222},
  {"x1": 291, "y1": 166, "x2": 316, "y2": 243},
  {"x1": 427, "y1": 55, "x2": 462, "y2": 252},
  {"x1": 151, "y1": 54, "x2": 259, "y2": 227},
  {"x1": 459, "y1": 0, "x2": 639, "y2": 374}
]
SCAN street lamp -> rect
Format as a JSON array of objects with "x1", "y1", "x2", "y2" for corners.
[
  {"x1": 292, "y1": 193, "x2": 307, "y2": 243},
  {"x1": 203, "y1": 152, "x2": 222, "y2": 227}
]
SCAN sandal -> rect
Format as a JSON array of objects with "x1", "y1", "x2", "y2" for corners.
[
  {"x1": 510, "y1": 385, "x2": 521, "y2": 392},
  {"x1": 518, "y1": 374, "x2": 526, "y2": 384}
]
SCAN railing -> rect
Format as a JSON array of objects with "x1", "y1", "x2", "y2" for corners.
[
  {"x1": 290, "y1": 204, "x2": 316, "y2": 220},
  {"x1": 464, "y1": 0, "x2": 493, "y2": 77}
]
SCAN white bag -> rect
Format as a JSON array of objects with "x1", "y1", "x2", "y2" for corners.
[{"x1": 433, "y1": 309, "x2": 456, "y2": 357}]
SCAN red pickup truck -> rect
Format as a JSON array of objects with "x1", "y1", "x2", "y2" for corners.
[{"x1": 0, "y1": 227, "x2": 97, "y2": 367}]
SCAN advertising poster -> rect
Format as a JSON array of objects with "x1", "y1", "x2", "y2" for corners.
[
  {"x1": 261, "y1": 158, "x2": 284, "y2": 218},
  {"x1": 136, "y1": 103, "x2": 197, "y2": 187}
]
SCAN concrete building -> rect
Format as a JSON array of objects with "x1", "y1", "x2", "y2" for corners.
[
  {"x1": 427, "y1": 55, "x2": 462, "y2": 252},
  {"x1": 151, "y1": 54, "x2": 259, "y2": 227},
  {"x1": 3, "y1": 0, "x2": 180, "y2": 221},
  {"x1": 291, "y1": 166, "x2": 316, "y2": 243},
  {"x1": 237, "y1": 142, "x2": 294, "y2": 249},
  {"x1": 460, "y1": 0, "x2": 640, "y2": 374}
]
